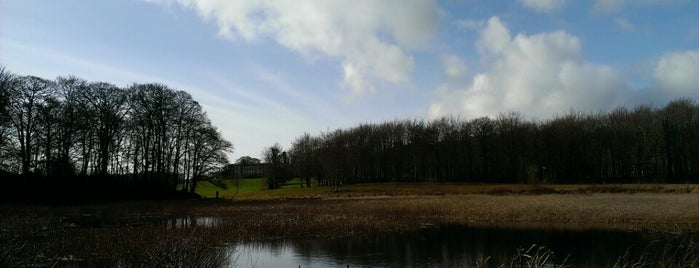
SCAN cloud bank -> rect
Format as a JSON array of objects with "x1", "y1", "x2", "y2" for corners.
[
  {"x1": 654, "y1": 50, "x2": 699, "y2": 93},
  {"x1": 429, "y1": 16, "x2": 698, "y2": 120},
  {"x1": 151, "y1": 0, "x2": 439, "y2": 96}
]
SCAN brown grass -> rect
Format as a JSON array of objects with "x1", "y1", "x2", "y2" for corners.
[{"x1": 1, "y1": 193, "x2": 698, "y2": 266}]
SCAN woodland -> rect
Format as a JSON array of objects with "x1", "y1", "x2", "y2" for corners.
[{"x1": 276, "y1": 99, "x2": 698, "y2": 189}]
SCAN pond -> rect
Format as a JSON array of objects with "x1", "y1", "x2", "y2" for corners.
[
  {"x1": 6, "y1": 210, "x2": 692, "y2": 267},
  {"x1": 230, "y1": 225, "x2": 665, "y2": 267}
]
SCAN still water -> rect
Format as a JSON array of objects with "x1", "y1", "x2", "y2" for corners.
[{"x1": 230, "y1": 225, "x2": 657, "y2": 267}]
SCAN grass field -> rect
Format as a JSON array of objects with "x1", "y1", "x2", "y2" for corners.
[{"x1": 195, "y1": 177, "x2": 699, "y2": 200}]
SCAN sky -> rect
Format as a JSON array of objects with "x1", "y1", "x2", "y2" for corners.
[{"x1": 1, "y1": 0, "x2": 697, "y2": 160}]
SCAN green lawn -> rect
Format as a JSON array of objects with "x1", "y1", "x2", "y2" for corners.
[
  {"x1": 193, "y1": 177, "x2": 265, "y2": 198},
  {"x1": 193, "y1": 178, "x2": 698, "y2": 200},
  {"x1": 195, "y1": 178, "x2": 328, "y2": 199}
]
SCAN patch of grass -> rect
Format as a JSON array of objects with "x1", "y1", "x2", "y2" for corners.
[
  {"x1": 194, "y1": 178, "x2": 268, "y2": 198},
  {"x1": 195, "y1": 178, "x2": 332, "y2": 199},
  {"x1": 192, "y1": 180, "x2": 699, "y2": 200},
  {"x1": 575, "y1": 184, "x2": 697, "y2": 194},
  {"x1": 612, "y1": 233, "x2": 699, "y2": 267},
  {"x1": 471, "y1": 236, "x2": 699, "y2": 268},
  {"x1": 485, "y1": 185, "x2": 560, "y2": 195}
]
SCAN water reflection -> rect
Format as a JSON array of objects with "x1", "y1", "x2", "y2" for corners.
[{"x1": 232, "y1": 225, "x2": 655, "y2": 267}]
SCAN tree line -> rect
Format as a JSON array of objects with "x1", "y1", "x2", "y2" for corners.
[
  {"x1": 284, "y1": 99, "x2": 698, "y2": 187},
  {"x1": 0, "y1": 67, "x2": 232, "y2": 201}
]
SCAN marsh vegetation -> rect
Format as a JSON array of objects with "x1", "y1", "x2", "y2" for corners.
[{"x1": 2, "y1": 190, "x2": 697, "y2": 266}]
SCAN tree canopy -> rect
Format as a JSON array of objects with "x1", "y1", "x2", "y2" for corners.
[
  {"x1": 0, "y1": 68, "x2": 233, "y2": 201},
  {"x1": 287, "y1": 99, "x2": 698, "y2": 186}
]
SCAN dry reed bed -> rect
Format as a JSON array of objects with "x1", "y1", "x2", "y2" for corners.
[
  {"x1": 1, "y1": 193, "x2": 697, "y2": 266},
  {"x1": 199, "y1": 194, "x2": 699, "y2": 237}
]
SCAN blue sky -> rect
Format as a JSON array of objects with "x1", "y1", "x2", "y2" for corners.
[{"x1": 2, "y1": 0, "x2": 697, "y2": 159}]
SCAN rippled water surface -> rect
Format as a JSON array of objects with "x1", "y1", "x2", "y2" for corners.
[{"x1": 230, "y1": 225, "x2": 658, "y2": 267}]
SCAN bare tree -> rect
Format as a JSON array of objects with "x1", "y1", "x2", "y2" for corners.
[
  {"x1": 661, "y1": 98, "x2": 699, "y2": 182},
  {"x1": 263, "y1": 143, "x2": 289, "y2": 190},
  {"x1": 290, "y1": 133, "x2": 319, "y2": 188},
  {"x1": 0, "y1": 67, "x2": 16, "y2": 172},
  {"x1": 6, "y1": 76, "x2": 54, "y2": 176},
  {"x1": 187, "y1": 123, "x2": 233, "y2": 193},
  {"x1": 78, "y1": 82, "x2": 128, "y2": 175},
  {"x1": 50, "y1": 76, "x2": 88, "y2": 177}
]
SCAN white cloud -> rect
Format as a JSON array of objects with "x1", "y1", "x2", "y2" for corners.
[
  {"x1": 654, "y1": 50, "x2": 699, "y2": 93},
  {"x1": 441, "y1": 54, "x2": 468, "y2": 83},
  {"x1": 519, "y1": 0, "x2": 567, "y2": 12},
  {"x1": 430, "y1": 16, "x2": 623, "y2": 120},
  {"x1": 476, "y1": 17, "x2": 511, "y2": 57},
  {"x1": 430, "y1": 17, "x2": 699, "y2": 120},
  {"x1": 150, "y1": 0, "x2": 439, "y2": 96}
]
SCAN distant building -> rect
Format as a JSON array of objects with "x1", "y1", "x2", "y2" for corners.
[
  {"x1": 229, "y1": 163, "x2": 267, "y2": 178},
  {"x1": 230, "y1": 156, "x2": 266, "y2": 178}
]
